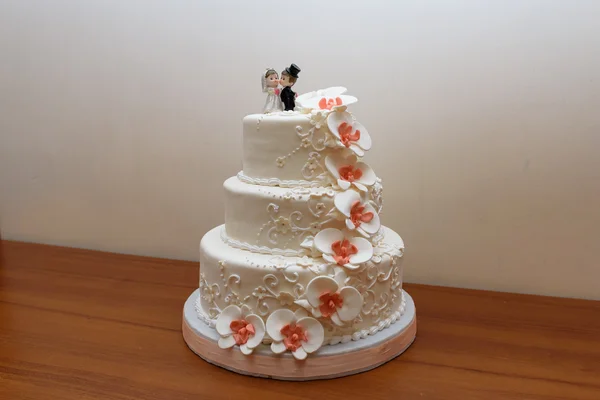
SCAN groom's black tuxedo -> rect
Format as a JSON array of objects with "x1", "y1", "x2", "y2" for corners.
[{"x1": 280, "y1": 86, "x2": 296, "y2": 111}]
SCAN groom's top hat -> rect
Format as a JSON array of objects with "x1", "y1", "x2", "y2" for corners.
[{"x1": 284, "y1": 63, "x2": 301, "y2": 78}]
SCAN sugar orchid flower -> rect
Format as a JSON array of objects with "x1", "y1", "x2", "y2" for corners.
[
  {"x1": 334, "y1": 189, "x2": 380, "y2": 237},
  {"x1": 327, "y1": 111, "x2": 372, "y2": 156},
  {"x1": 325, "y1": 152, "x2": 376, "y2": 192},
  {"x1": 296, "y1": 87, "x2": 358, "y2": 111},
  {"x1": 216, "y1": 305, "x2": 265, "y2": 355},
  {"x1": 266, "y1": 308, "x2": 324, "y2": 360},
  {"x1": 305, "y1": 275, "x2": 362, "y2": 326},
  {"x1": 314, "y1": 228, "x2": 373, "y2": 270}
]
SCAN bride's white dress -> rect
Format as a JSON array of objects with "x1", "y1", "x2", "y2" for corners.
[
  {"x1": 263, "y1": 88, "x2": 283, "y2": 113},
  {"x1": 261, "y1": 71, "x2": 283, "y2": 113}
]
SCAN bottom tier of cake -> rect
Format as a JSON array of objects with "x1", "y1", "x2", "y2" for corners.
[
  {"x1": 183, "y1": 288, "x2": 417, "y2": 380},
  {"x1": 197, "y1": 225, "x2": 406, "y2": 344}
]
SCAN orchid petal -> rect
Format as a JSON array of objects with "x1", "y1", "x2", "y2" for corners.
[
  {"x1": 358, "y1": 204, "x2": 381, "y2": 234},
  {"x1": 244, "y1": 314, "x2": 265, "y2": 349},
  {"x1": 346, "y1": 219, "x2": 356, "y2": 230},
  {"x1": 334, "y1": 189, "x2": 361, "y2": 217},
  {"x1": 353, "y1": 182, "x2": 367, "y2": 192},
  {"x1": 349, "y1": 144, "x2": 365, "y2": 157},
  {"x1": 348, "y1": 237, "x2": 374, "y2": 264},
  {"x1": 338, "y1": 179, "x2": 352, "y2": 190},
  {"x1": 299, "y1": 94, "x2": 357, "y2": 111},
  {"x1": 294, "y1": 299, "x2": 312, "y2": 310},
  {"x1": 337, "y1": 95, "x2": 357, "y2": 107},
  {"x1": 217, "y1": 335, "x2": 236, "y2": 349},
  {"x1": 265, "y1": 309, "x2": 295, "y2": 341},
  {"x1": 337, "y1": 286, "x2": 363, "y2": 321},
  {"x1": 292, "y1": 347, "x2": 308, "y2": 360},
  {"x1": 271, "y1": 341, "x2": 287, "y2": 354},
  {"x1": 334, "y1": 269, "x2": 348, "y2": 286},
  {"x1": 325, "y1": 155, "x2": 341, "y2": 179},
  {"x1": 353, "y1": 121, "x2": 371, "y2": 151},
  {"x1": 355, "y1": 162, "x2": 376, "y2": 186},
  {"x1": 296, "y1": 317, "x2": 324, "y2": 353},
  {"x1": 306, "y1": 276, "x2": 339, "y2": 308},
  {"x1": 314, "y1": 228, "x2": 344, "y2": 255},
  {"x1": 296, "y1": 87, "x2": 348, "y2": 108},
  {"x1": 326, "y1": 111, "x2": 353, "y2": 141},
  {"x1": 322, "y1": 253, "x2": 336, "y2": 264},
  {"x1": 240, "y1": 344, "x2": 253, "y2": 355},
  {"x1": 215, "y1": 305, "x2": 242, "y2": 336}
]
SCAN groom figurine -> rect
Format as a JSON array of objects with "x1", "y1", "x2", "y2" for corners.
[{"x1": 280, "y1": 63, "x2": 301, "y2": 111}]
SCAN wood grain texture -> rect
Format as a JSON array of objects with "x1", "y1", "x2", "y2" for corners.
[{"x1": 1, "y1": 240, "x2": 599, "y2": 400}]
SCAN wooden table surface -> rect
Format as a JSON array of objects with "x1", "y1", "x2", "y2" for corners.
[{"x1": 1, "y1": 240, "x2": 599, "y2": 400}]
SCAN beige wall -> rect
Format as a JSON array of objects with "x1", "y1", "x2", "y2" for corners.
[{"x1": 1, "y1": 1, "x2": 599, "y2": 299}]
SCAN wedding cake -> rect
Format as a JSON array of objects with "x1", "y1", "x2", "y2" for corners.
[{"x1": 182, "y1": 85, "x2": 416, "y2": 380}]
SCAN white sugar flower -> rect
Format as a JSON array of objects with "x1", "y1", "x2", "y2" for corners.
[
  {"x1": 327, "y1": 111, "x2": 372, "y2": 156},
  {"x1": 276, "y1": 291, "x2": 296, "y2": 306},
  {"x1": 325, "y1": 152, "x2": 376, "y2": 192},
  {"x1": 297, "y1": 87, "x2": 357, "y2": 111},
  {"x1": 274, "y1": 216, "x2": 291, "y2": 233},
  {"x1": 216, "y1": 305, "x2": 265, "y2": 355},
  {"x1": 306, "y1": 157, "x2": 319, "y2": 171},
  {"x1": 305, "y1": 275, "x2": 362, "y2": 326},
  {"x1": 334, "y1": 189, "x2": 380, "y2": 237},
  {"x1": 266, "y1": 308, "x2": 324, "y2": 360},
  {"x1": 314, "y1": 228, "x2": 373, "y2": 270},
  {"x1": 309, "y1": 110, "x2": 328, "y2": 130}
]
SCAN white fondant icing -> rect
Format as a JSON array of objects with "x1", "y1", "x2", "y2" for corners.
[
  {"x1": 223, "y1": 176, "x2": 384, "y2": 253},
  {"x1": 242, "y1": 113, "x2": 339, "y2": 183}
]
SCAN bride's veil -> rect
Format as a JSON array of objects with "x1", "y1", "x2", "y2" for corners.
[
  {"x1": 262, "y1": 68, "x2": 276, "y2": 93},
  {"x1": 261, "y1": 69, "x2": 269, "y2": 92}
]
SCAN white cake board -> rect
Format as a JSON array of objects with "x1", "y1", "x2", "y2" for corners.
[{"x1": 182, "y1": 289, "x2": 417, "y2": 381}]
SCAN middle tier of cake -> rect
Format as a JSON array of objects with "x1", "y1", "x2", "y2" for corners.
[{"x1": 223, "y1": 176, "x2": 384, "y2": 256}]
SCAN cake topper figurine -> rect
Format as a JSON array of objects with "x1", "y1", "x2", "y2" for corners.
[
  {"x1": 261, "y1": 68, "x2": 283, "y2": 113},
  {"x1": 280, "y1": 63, "x2": 301, "y2": 111}
]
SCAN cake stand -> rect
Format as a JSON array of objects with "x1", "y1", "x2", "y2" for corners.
[{"x1": 182, "y1": 289, "x2": 417, "y2": 380}]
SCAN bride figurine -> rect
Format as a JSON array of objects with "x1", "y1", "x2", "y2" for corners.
[{"x1": 261, "y1": 68, "x2": 283, "y2": 113}]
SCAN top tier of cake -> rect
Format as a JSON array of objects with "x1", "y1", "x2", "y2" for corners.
[{"x1": 240, "y1": 113, "x2": 338, "y2": 186}]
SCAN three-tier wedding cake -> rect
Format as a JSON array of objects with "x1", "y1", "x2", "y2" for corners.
[{"x1": 182, "y1": 86, "x2": 416, "y2": 380}]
